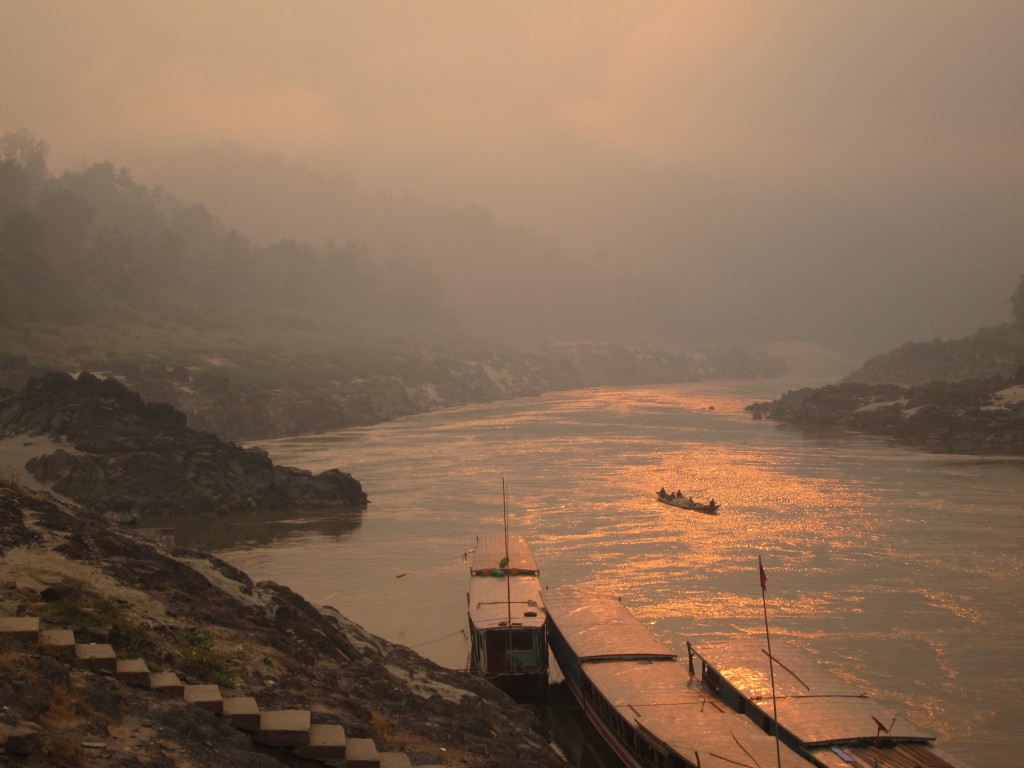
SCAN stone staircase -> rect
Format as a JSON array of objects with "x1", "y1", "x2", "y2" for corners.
[{"x1": 0, "y1": 616, "x2": 440, "y2": 767}]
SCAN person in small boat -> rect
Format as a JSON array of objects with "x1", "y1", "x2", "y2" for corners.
[
  {"x1": 659, "y1": 487, "x2": 668, "y2": 499},
  {"x1": 709, "y1": 498, "x2": 716, "y2": 508}
]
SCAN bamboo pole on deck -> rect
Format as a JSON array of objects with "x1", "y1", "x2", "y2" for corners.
[{"x1": 759, "y1": 555, "x2": 781, "y2": 768}]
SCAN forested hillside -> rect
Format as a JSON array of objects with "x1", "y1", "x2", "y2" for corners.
[
  {"x1": 0, "y1": 131, "x2": 785, "y2": 438},
  {"x1": 0, "y1": 130, "x2": 461, "y2": 335},
  {"x1": 0, "y1": 131, "x2": 729, "y2": 347}
]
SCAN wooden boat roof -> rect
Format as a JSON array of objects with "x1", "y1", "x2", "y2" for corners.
[
  {"x1": 692, "y1": 638, "x2": 937, "y2": 746},
  {"x1": 544, "y1": 588, "x2": 677, "y2": 662},
  {"x1": 587, "y1": 660, "x2": 815, "y2": 768},
  {"x1": 808, "y1": 742, "x2": 974, "y2": 768},
  {"x1": 471, "y1": 533, "x2": 539, "y2": 575},
  {"x1": 468, "y1": 573, "x2": 546, "y2": 630}
]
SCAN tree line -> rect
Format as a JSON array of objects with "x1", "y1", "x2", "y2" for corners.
[
  {"x1": 3, "y1": 129, "x2": 1020, "y2": 354},
  {"x1": 0, "y1": 130, "x2": 430, "y2": 332},
  {"x1": 0, "y1": 130, "x2": 676, "y2": 346}
]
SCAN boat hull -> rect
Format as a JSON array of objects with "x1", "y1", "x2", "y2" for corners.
[{"x1": 656, "y1": 496, "x2": 719, "y2": 514}]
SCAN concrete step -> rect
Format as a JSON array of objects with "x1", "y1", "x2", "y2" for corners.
[
  {"x1": 183, "y1": 683, "x2": 223, "y2": 715},
  {"x1": 115, "y1": 658, "x2": 150, "y2": 687},
  {"x1": 222, "y1": 696, "x2": 260, "y2": 731},
  {"x1": 3, "y1": 616, "x2": 417, "y2": 768},
  {"x1": 252, "y1": 709, "x2": 311, "y2": 747},
  {"x1": 74, "y1": 643, "x2": 117, "y2": 674},
  {"x1": 294, "y1": 723, "x2": 347, "y2": 760},
  {"x1": 39, "y1": 628, "x2": 76, "y2": 661},
  {"x1": 149, "y1": 671, "x2": 185, "y2": 697},
  {"x1": 0, "y1": 616, "x2": 40, "y2": 648},
  {"x1": 345, "y1": 736, "x2": 381, "y2": 768}
]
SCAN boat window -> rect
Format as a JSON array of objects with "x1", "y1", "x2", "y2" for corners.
[
  {"x1": 508, "y1": 629, "x2": 536, "y2": 650},
  {"x1": 703, "y1": 666, "x2": 721, "y2": 695}
]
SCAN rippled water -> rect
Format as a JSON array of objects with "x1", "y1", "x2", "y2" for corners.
[{"x1": 172, "y1": 376, "x2": 1021, "y2": 767}]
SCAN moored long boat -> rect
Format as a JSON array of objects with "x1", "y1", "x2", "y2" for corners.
[
  {"x1": 466, "y1": 533, "x2": 547, "y2": 697},
  {"x1": 545, "y1": 588, "x2": 815, "y2": 768},
  {"x1": 688, "y1": 638, "x2": 974, "y2": 768}
]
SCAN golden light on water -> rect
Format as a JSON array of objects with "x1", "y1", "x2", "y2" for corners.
[{"x1": 207, "y1": 381, "x2": 1024, "y2": 767}]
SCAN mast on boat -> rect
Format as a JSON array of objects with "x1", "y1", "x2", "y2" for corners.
[{"x1": 502, "y1": 478, "x2": 513, "y2": 655}]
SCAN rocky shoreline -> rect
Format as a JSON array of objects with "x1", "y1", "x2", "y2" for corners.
[
  {"x1": 0, "y1": 341, "x2": 787, "y2": 442},
  {"x1": 0, "y1": 484, "x2": 566, "y2": 767},
  {"x1": 0, "y1": 372, "x2": 575, "y2": 765},
  {"x1": 746, "y1": 375, "x2": 1024, "y2": 455},
  {"x1": 0, "y1": 372, "x2": 367, "y2": 515}
]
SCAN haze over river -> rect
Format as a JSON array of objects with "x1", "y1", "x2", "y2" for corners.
[{"x1": 172, "y1": 370, "x2": 1021, "y2": 767}]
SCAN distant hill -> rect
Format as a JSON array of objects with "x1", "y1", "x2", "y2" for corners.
[
  {"x1": 843, "y1": 276, "x2": 1024, "y2": 386},
  {"x1": 746, "y1": 276, "x2": 1024, "y2": 456}
]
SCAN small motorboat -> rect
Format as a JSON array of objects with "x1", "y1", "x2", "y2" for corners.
[{"x1": 656, "y1": 489, "x2": 720, "y2": 514}]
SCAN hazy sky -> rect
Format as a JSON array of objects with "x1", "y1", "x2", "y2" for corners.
[{"x1": 2, "y1": 1, "x2": 1022, "y2": 349}]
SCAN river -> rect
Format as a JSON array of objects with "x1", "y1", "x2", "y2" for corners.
[{"x1": 161, "y1": 372, "x2": 1022, "y2": 767}]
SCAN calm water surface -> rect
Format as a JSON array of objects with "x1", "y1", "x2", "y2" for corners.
[{"x1": 174, "y1": 376, "x2": 1021, "y2": 768}]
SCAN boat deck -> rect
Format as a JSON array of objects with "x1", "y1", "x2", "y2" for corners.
[
  {"x1": 545, "y1": 589, "x2": 815, "y2": 768},
  {"x1": 471, "y1": 533, "x2": 539, "y2": 575},
  {"x1": 543, "y1": 587, "x2": 676, "y2": 662},
  {"x1": 467, "y1": 572, "x2": 545, "y2": 631},
  {"x1": 690, "y1": 638, "x2": 972, "y2": 768},
  {"x1": 468, "y1": 533, "x2": 545, "y2": 631}
]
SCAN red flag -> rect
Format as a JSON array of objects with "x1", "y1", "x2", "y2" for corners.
[{"x1": 759, "y1": 556, "x2": 767, "y2": 593}]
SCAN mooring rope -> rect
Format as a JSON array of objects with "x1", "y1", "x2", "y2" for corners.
[{"x1": 408, "y1": 624, "x2": 469, "y2": 649}]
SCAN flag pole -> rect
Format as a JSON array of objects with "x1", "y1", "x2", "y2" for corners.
[{"x1": 760, "y1": 556, "x2": 781, "y2": 768}]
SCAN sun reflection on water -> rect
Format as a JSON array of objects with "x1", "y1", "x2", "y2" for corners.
[{"x1": 216, "y1": 381, "x2": 1024, "y2": 768}]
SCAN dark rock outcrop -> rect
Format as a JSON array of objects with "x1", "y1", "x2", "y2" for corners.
[
  {"x1": 0, "y1": 371, "x2": 367, "y2": 514},
  {"x1": 747, "y1": 376, "x2": 1024, "y2": 455}
]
